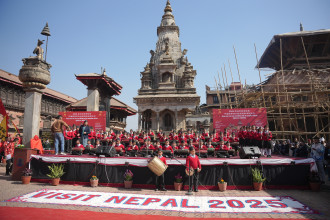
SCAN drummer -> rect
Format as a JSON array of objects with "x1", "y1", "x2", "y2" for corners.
[
  {"x1": 155, "y1": 149, "x2": 167, "y2": 191},
  {"x1": 186, "y1": 147, "x2": 201, "y2": 192}
]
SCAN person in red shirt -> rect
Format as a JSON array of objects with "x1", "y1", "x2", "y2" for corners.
[
  {"x1": 75, "y1": 139, "x2": 85, "y2": 150},
  {"x1": 155, "y1": 149, "x2": 167, "y2": 191},
  {"x1": 162, "y1": 140, "x2": 174, "y2": 155},
  {"x1": 64, "y1": 127, "x2": 73, "y2": 153},
  {"x1": 262, "y1": 126, "x2": 273, "y2": 157},
  {"x1": 186, "y1": 147, "x2": 201, "y2": 192},
  {"x1": 5, "y1": 138, "x2": 18, "y2": 175},
  {"x1": 95, "y1": 139, "x2": 101, "y2": 148},
  {"x1": 140, "y1": 139, "x2": 155, "y2": 157},
  {"x1": 126, "y1": 140, "x2": 139, "y2": 157},
  {"x1": 154, "y1": 140, "x2": 162, "y2": 152},
  {"x1": 85, "y1": 140, "x2": 94, "y2": 148},
  {"x1": 88, "y1": 127, "x2": 96, "y2": 146},
  {"x1": 115, "y1": 138, "x2": 125, "y2": 156}
]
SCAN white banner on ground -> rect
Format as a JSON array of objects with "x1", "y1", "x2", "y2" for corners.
[{"x1": 7, "y1": 189, "x2": 317, "y2": 214}]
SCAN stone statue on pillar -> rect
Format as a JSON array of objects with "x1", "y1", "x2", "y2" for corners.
[
  {"x1": 19, "y1": 26, "x2": 51, "y2": 148},
  {"x1": 33, "y1": 39, "x2": 45, "y2": 60}
]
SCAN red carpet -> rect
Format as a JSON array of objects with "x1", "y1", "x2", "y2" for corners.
[{"x1": 0, "y1": 207, "x2": 313, "y2": 220}]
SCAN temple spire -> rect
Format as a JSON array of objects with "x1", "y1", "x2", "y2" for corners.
[
  {"x1": 165, "y1": 0, "x2": 172, "y2": 12},
  {"x1": 160, "y1": 0, "x2": 175, "y2": 27}
]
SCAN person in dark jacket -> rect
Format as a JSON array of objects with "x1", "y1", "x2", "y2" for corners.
[{"x1": 78, "y1": 120, "x2": 91, "y2": 147}]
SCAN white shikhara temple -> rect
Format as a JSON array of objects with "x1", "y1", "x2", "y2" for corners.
[{"x1": 134, "y1": 0, "x2": 200, "y2": 132}]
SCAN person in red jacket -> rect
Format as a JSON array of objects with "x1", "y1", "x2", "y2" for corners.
[
  {"x1": 162, "y1": 140, "x2": 174, "y2": 155},
  {"x1": 186, "y1": 147, "x2": 201, "y2": 192},
  {"x1": 5, "y1": 138, "x2": 18, "y2": 175},
  {"x1": 262, "y1": 126, "x2": 273, "y2": 157},
  {"x1": 115, "y1": 138, "x2": 125, "y2": 156},
  {"x1": 88, "y1": 127, "x2": 96, "y2": 146},
  {"x1": 64, "y1": 127, "x2": 73, "y2": 153},
  {"x1": 75, "y1": 139, "x2": 85, "y2": 150},
  {"x1": 126, "y1": 140, "x2": 139, "y2": 157},
  {"x1": 155, "y1": 149, "x2": 168, "y2": 191}
]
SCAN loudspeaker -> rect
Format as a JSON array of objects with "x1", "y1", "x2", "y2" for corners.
[
  {"x1": 239, "y1": 146, "x2": 261, "y2": 159},
  {"x1": 96, "y1": 146, "x2": 116, "y2": 157}
]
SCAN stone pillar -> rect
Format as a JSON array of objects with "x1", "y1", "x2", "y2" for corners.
[
  {"x1": 156, "y1": 112, "x2": 160, "y2": 132},
  {"x1": 138, "y1": 112, "x2": 141, "y2": 131},
  {"x1": 175, "y1": 110, "x2": 178, "y2": 131},
  {"x1": 87, "y1": 88, "x2": 100, "y2": 111},
  {"x1": 22, "y1": 91, "x2": 42, "y2": 147},
  {"x1": 19, "y1": 56, "x2": 51, "y2": 148},
  {"x1": 104, "y1": 97, "x2": 111, "y2": 128}
]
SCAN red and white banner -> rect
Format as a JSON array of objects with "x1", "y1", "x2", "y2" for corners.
[
  {"x1": 7, "y1": 189, "x2": 317, "y2": 214},
  {"x1": 213, "y1": 108, "x2": 267, "y2": 133},
  {"x1": 59, "y1": 111, "x2": 106, "y2": 131}
]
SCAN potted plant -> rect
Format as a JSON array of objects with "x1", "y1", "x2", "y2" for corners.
[
  {"x1": 21, "y1": 168, "x2": 32, "y2": 184},
  {"x1": 251, "y1": 167, "x2": 266, "y2": 191},
  {"x1": 47, "y1": 164, "x2": 65, "y2": 186},
  {"x1": 124, "y1": 169, "x2": 133, "y2": 188},
  {"x1": 218, "y1": 178, "x2": 227, "y2": 191},
  {"x1": 174, "y1": 173, "x2": 183, "y2": 191},
  {"x1": 309, "y1": 171, "x2": 321, "y2": 191},
  {"x1": 90, "y1": 175, "x2": 99, "y2": 187}
]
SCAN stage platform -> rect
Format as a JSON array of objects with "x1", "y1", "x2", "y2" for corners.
[{"x1": 29, "y1": 154, "x2": 315, "y2": 190}]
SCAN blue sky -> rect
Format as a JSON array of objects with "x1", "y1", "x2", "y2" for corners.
[{"x1": 1, "y1": 0, "x2": 329, "y2": 130}]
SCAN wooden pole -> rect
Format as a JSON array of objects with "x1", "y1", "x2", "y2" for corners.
[
  {"x1": 233, "y1": 46, "x2": 246, "y2": 107},
  {"x1": 220, "y1": 67, "x2": 228, "y2": 108},
  {"x1": 214, "y1": 76, "x2": 222, "y2": 109},
  {"x1": 228, "y1": 59, "x2": 239, "y2": 106},
  {"x1": 223, "y1": 64, "x2": 232, "y2": 109},
  {"x1": 254, "y1": 43, "x2": 266, "y2": 108}
]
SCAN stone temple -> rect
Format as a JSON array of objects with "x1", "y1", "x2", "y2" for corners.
[{"x1": 134, "y1": 0, "x2": 200, "y2": 132}]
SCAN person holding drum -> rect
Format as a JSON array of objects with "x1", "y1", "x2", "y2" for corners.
[
  {"x1": 162, "y1": 140, "x2": 174, "y2": 156},
  {"x1": 186, "y1": 147, "x2": 201, "y2": 192},
  {"x1": 155, "y1": 149, "x2": 167, "y2": 191}
]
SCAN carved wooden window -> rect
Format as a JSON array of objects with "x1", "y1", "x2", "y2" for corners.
[{"x1": 164, "y1": 113, "x2": 172, "y2": 129}]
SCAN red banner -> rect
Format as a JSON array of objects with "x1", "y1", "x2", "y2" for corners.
[
  {"x1": 213, "y1": 108, "x2": 267, "y2": 133},
  {"x1": 59, "y1": 111, "x2": 106, "y2": 131}
]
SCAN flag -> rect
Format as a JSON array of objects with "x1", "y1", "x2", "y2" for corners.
[
  {"x1": 0, "y1": 116, "x2": 7, "y2": 141},
  {"x1": 0, "y1": 98, "x2": 9, "y2": 140},
  {"x1": 0, "y1": 98, "x2": 7, "y2": 117}
]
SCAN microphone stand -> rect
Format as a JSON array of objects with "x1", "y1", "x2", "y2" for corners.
[{"x1": 186, "y1": 156, "x2": 193, "y2": 195}]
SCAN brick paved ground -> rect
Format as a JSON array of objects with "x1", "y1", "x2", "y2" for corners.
[{"x1": 0, "y1": 166, "x2": 329, "y2": 219}]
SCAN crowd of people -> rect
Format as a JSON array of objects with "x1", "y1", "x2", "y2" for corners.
[{"x1": 1, "y1": 116, "x2": 329, "y2": 186}]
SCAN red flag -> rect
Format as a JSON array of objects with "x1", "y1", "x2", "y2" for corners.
[
  {"x1": 0, "y1": 98, "x2": 7, "y2": 117},
  {"x1": 0, "y1": 98, "x2": 9, "y2": 140}
]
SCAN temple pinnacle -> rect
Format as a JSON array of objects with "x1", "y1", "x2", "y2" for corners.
[{"x1": 164, "y1": 0, "x2": 172, "y2": 12}]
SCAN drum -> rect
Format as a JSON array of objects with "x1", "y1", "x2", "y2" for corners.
[
  {"x1": 207, "y1": 148, "x2": 215, "y2": 152},
  {"x1": 176, "y1": 149, "x2": 189, "y2": 154},
  {"x1": 147, "y1": 156, "x2": 167, "y2": 176},
  {"x1": 185, "y1": 167, "x2": 194, "y2": 176},
  {"x1": 72, "y1": 148, "x2": 83, "y2": 155}
]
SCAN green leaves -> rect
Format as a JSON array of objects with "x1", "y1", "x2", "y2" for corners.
[
  {"x1": 47, "y1": 164, "x2": 65, "y2": 179},
  {"x1": 251, "y1": 167, "x2": 266, "y2": 183}
]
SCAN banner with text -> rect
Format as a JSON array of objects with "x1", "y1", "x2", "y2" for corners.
[
  {"x1": 213, "y1": 108, "x2": 267, "y2": 133},
  {"x1": 59, "y1": 111, "x2": 106, "y2": 131},
  {"x1": 6, "y1": 189, "x2": 317, "y2": 214}
]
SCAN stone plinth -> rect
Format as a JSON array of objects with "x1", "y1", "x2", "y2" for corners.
[{"x1": 87, "y1": 89, "x2": 100, "y2": 111}]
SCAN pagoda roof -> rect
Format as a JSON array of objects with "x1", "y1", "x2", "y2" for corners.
[
  {"x1": 0, "y1": 69, "x2": 77, "y2": 104},
  {"x1": 67, "y1": 97, "x2": 136, "y2": 116},
  {"x1": 257, "y1": 29, "x2": 330, "y2": 70},
  {"x1": 75, "y1": 72, "x2": 122, "y2": 96}
]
